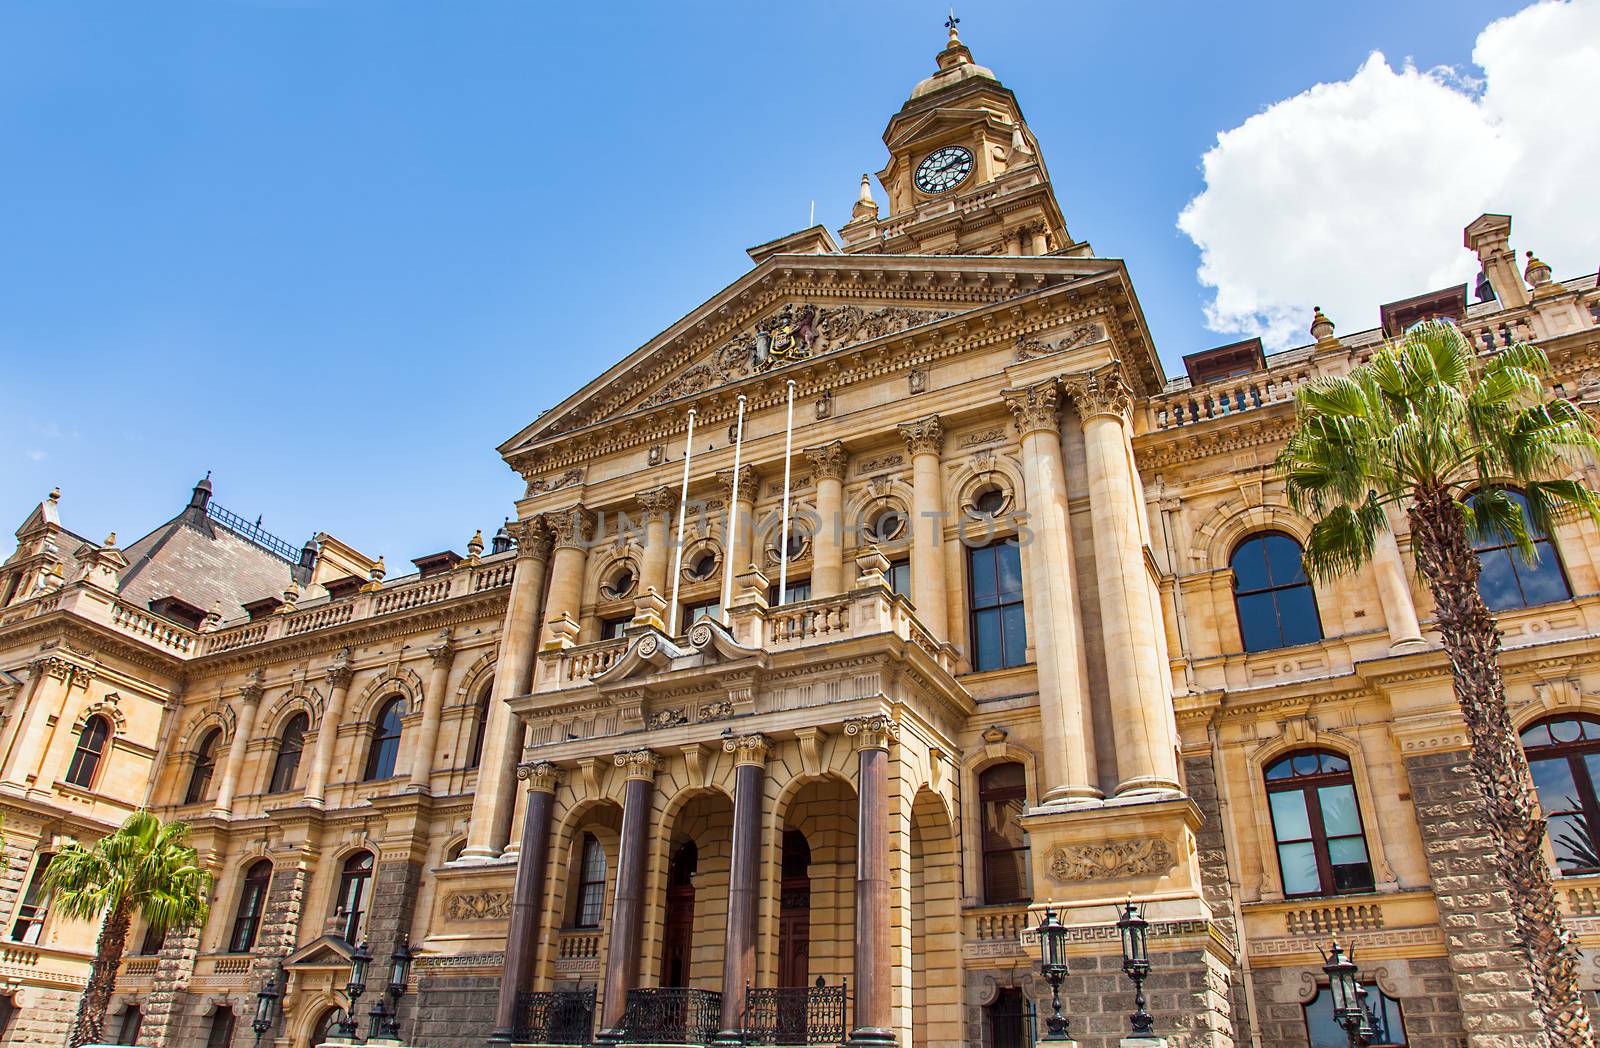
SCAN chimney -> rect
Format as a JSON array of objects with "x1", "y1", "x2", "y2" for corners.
[{"x1": 1464, "y1": 214, "x2": 1530, "y2": 309}]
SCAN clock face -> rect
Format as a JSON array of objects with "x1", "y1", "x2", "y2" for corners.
[{"x1": 915, "y1": 146, "x2": 974, "y2": 193}]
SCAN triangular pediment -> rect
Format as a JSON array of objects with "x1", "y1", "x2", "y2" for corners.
[
  {"x1": 284, "y1": 934, "x2": 353, "y2": 969},
  {"x1": 885, "y1": 106, "x2": 1011, "y2": 153}
]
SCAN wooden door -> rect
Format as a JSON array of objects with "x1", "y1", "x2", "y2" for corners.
[{"x1": 661, "y1": 841, "x2": 697, "y2": 987}]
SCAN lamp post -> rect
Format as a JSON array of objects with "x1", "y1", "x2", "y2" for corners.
[
  {"x1": 1034, "y1": 907, "x2": 1072, "y2": 1041},
  {"x1": 375, "y1": 939, "x2": 415, "y2": 1039},
  {"x1": 1116, "y1": 901, "x2": 1155, "y2": 1037},
  {"x1": 1321, "y1": 940, "x2": 1368, "y2": 1048},
  {"x1": 368, "y1": 996, "x2": 391, "y2": 1042},
  {"x1": 253, "y1": 975, "x2": 280, "y2": 1048},
  {"x1": 336, "y1": 939, "x2": 373, "y2": 1039}
]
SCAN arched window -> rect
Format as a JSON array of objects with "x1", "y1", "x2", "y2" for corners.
[
  {"x1": 309, "y1": 1007, "x2": 341, "y2": 1048},
  {"x1": 269, "y1": 713, "x2": 308, "y2": 794},
  {"x1": 979, "y1": 763, "x2": 1030, "y2": 905},
  {"x1": 468, "y1": 683, "x2": 493, "y2": 770},
  {"x1": 1232, "y1": 532, "x2": 1323, "y2": 652},
  {"x1": 1522, "y1": 715, "x2": 1600, "y2": 872},
  {"x1": 574, "y1": 834, "x2": 606, "y2": 929},
  {"x1": 334, "y1": 851, "x2": 374, "y2": 942},
  {"x1": 1470, "y1": 490, "x2": 1571, "y2": 611},
  {"x1": 64, "y1": 715, "x2": 110, "y2": 789},
  {"x1": 228, "y1": 860, "x2": 272, "y2": 953},
  {"x1": 363, "y1": 697, "x2": 405, "y2": 781},
  {"x1": 185, "y1": 729, "x2": 222, "y2": 805},
  {"x1": 1265, "y1": 750, "x2": 1374, "y2": 897}
]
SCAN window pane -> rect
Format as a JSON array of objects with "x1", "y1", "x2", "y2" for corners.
[
  {"x1": 1265, "y1": 757, "x2": 1295, "y2": 780},
  {"x1": 1476, "y1": 547, "x2": 1524, "y2": 610},
  {"x1": 889, "y1": 561, "x2": 911, "y2": 597},
  {"x1": 970, "y1": 546, "x2": 998, "y2": 606},
  {"x1": 1001, "y1": 605, "x2": 1028, "y2": 668},
  {"x1": 1273, "y1": 586, "x2": 1323, "y2": 647},
  {"x1": 983, "y1": 849, "x2": 1029, "y2": 904},
  {"x1": 1269, "y1": 789, "x2": 1312, "y2": 842},
  {"x1": 1231, "y1": 540, "x2": 1271, "y2": 593},
  {"x1": 982, "y1": 795, "x2": 1027, "y2": 851},
  {"x1": 1516, "y1": 545, "x2": 1570, "y2": 605},
  {"x1": 1263, "y1": 534, "x2": 1308, "y2": 586},
  {"x1": 1329, "y1": 839, "x2": 1375, "y2": 892},
  {"x1": 974, "y1": 608, "x2": 1001, "y2": 671},
  {"x1": 1549, "y1": 812, "x2": 1600, "y2": 870},
  {"x1": 1278, "y1": 841, "x2": 1321, "y2": 895},
  {"x1": 995, "y1": 541, "x2": 1023, "y2": 600},
  {"x1": 1530, "y1": 758, "x2": 1582, "y2": 816},
  {"x1": 1316, "y1": 784, "x2": 1362, "y2": 837},
  {"x1": 1236, "y1": 592, "x2": 1281, "y2": 652}
]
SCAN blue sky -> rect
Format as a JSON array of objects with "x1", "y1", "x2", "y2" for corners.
[{"x1": 0, "y1": 0, "x2": 1541, "y2": 566}]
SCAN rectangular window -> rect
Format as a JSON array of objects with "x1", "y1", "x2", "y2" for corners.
[
  {"x1": 683, "y1": 599, "x2": 721, "y2": 624},
  {"x1": 968, "y1": 540, "x2": 1026, "y2": 671},
  {"x1": 888, "y1": 559, "x2": 911, "y2": 598},
  {"x1": 575, "y1": 835, "x2": 607, "y2": 929},
  {"x1": 602, "y1": 616, "x2": 630, "y2": 640},
  {"x1": 1304, "y1": 982, "x2": 1404, "y2": 1047},
  {"x1": 205, "y1": 1008, "x2": 236, "y2": 1048},
  {"x1": 114, "y1": 1006, "x2": 142, "y2": 1047},
  {"x1": 769, "y1": 578, "x2": 812, "y2": 606},
  {"x1": 9, "y1": 853, "x2": 53, "y2": 944}
]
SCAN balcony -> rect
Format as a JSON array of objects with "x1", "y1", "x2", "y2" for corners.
[{"x1": 513, "y1": 989, "x2": 595, "y2": 1045}]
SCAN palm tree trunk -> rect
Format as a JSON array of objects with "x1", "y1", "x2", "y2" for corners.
[
  {"x1": 1409, "y1": 483, "x2": 1594, "y2": 1047},
  {"x1": 68, "y1": 899, "x2": 130, "y2": 1048}
]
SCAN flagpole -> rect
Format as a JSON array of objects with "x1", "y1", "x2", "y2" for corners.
[
  {"x1": 720, "y1": 395, "x2": 747, "y2": 623},
  {"x1": 778, "y1": 380, "x2": 797, "y2": 606},
  {"x1": 668, "y1": 408, "x2": 697, "y2": 635}
]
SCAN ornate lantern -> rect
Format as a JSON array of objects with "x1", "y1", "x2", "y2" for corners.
[
  {"x1": 1116, "y1": 901, "x2": 1154, "y2": 1036},
  {"x1": 1034, "y1": 907, "x2": 1071, "y2": 1041},
  {"x1": 252, "y1": 975, "x2": 279, "y2": 1046}
]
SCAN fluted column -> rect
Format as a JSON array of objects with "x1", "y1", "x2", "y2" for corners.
[
  {"x1": 211, "y1": 676, "x2": 264, "y2": 817},
  {"x1": 714, "y1": 734, "x2": 770, "y2": 1044},
  {"x1": 304, "y1": 657, "x2": 352, "y2": 807},
  {"x1": 999, "y1": 381, "x2": 1101, "y2": 805},
  {"x1": 1065, "y1": 367, "x2": 1181, "y2": 797},
  {"x1": 406, "y1": 630, "x2": 454, "y2": 794},
  {"x1": 897, "y1": 416, "x2": 950, "y2": 642},
  {"x1": 1373, "y1": 526, "x2": 1426, "y2": 652},
  {"x1": 463, "y1": 519, "x2": 553, "y2": 861},
  {"x1": 541, "y1": 506, "x2": 595, "y2": 647},
  {"x1": 845, "y1": 716, "x2": 897, "y2": 1047},
  {"x1": 491, "y1": 760, "x2": 562, "y2": 1044},
  {"x1": 598, "y1": 749, "x2": 661, "y2": 1040},
  {"x1": 806, "y1": 442, "x2": 848, "y2": 597},
  {"x1": 637, "y1": 487, "x2": 676, "y2": 601},
  {"x1": 715, "y1": 465, "x2": 760, "y2": 580}
]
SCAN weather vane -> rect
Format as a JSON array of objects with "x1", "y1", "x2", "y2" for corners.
[{"x1": 945, "y1": 8, "x2": 960, "y2": 32}]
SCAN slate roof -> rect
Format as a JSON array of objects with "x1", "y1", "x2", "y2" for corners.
[{"x1": 119, "y1": 506, "x2": 302, "y2": 621}]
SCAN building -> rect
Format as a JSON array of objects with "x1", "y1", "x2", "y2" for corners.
[{"x1": 3, "y1": 23, "x2": 1600, "y2": 1048}]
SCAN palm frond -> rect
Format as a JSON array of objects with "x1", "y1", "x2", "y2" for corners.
[{"x1": 1300, "y1": 495, "x2": 1387, "y2": 583}]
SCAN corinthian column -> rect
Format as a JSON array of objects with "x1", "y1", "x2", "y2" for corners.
[
  {"x1": 845, "y1": 716, "x2": 897, "y2": 1047},
  {"x1": 806, "y1": 442, "x2": 849, "y2": 597},
  {"x1": 541, "y1": 506, "x2": 595, "y2": 647},
  {"x1": 463, "y1": 518, "x2": 553, "y2": 861},
  {"x1": 406, "y1": 630, "x2": 455, "y2": 794},
  {"x1": 715, "y1": 465, "x2": 760, "y2": 584},
  {"x1": 1064, "y1": 367, "x2": 1181, "y2": 797},
  {"x1": 304, "y1": 656, "x2": 352, "y2": 807},
  {"x1": 598, "y1": 749, "x2": 661, "y2": 1041},
  {"x1": 491, "y1": 760, "x2": 562, "y2": 1045},
  {"x1": 715, "y1": 734, "x2": 769, "y2": 1045},
  {"x1": 212, "y1": 675, "x2": 264, "y2": 817},
  {"x1": 999, "y1": 381, "x2": 1100, "y2": 805},
  {"x1": 897, "y1": 416, "x2": 950, "y2": 642},
  {"x1": 636, "y1": 487, "x2": 676, "y2": 600}
]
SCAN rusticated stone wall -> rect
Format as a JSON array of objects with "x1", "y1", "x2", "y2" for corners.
[
  {"x1": 411, "y1": 961, "x2": 504, "y2": 1048},
  {"x1": 1250, "y1": 956, "x2": 1465, "y2": 1048},
  {"x1": 137, "y1": 922, "x2": 202, "y2": 1048}
]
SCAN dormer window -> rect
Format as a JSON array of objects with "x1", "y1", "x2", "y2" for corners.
[{"x1": 147, "y1": 596, "x2": 206, "y2": 631}]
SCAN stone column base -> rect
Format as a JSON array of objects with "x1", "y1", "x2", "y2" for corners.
[{"x1": 845, "y1": 1027, "x2": 898, "y2": 1046}]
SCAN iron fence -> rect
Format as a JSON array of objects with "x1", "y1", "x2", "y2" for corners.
[
  {"x1": 512, "y1": 989, "x2": 595, "y2": 1045},
  {"x1": 743, "y1": 978, "x2": 850, "y2": 1045},
  {"x1": 618, "y1": 986, "x2": 722, "y2": 1044}
]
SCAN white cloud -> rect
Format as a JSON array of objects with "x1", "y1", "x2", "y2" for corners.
[
  {"x1": 1177, "y1": 0, "x2": 1600, "y2": 352},
  {"x1": 27, "y1": 450, "x2": 46, "y2": 462}
]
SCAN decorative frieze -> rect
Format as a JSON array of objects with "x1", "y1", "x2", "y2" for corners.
[
  {"x1": 1000, "y1": 380, "x2": 1062, "y2": 435},
  {"x1": 524, "y1": 467, "x2": 584, "y2": 498},
  {"x1": 843, "y1": 714, "x2": 901, "y2": 751},
  {"x1": 1045, "y1": 838, "x2": 1176, "y2": 881},
  {"x1": 897, "y1": 415, "x2": 945, "y2": 457},
  {"x1": 1013, "y1": 323, "x2": 1103, "y2": 362},
  {"x1": 443, "y1": 889, "x2": 514, "y2": 922}
]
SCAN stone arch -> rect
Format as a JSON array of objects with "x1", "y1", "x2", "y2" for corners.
[
  {"x1": 177, "y1": 704, "x2": 235, "y2": 753},
  {"x1": 843, "y1": 478, "x2": 916, "y2": 556},
  {"x1": 287, "y1": 994, "x2": 346, "y2": 1048},
  {"x1": 351, "y1": 668, "x2": 423, "y2": 723},
  {"x1": 214, "y1": 852, "x2": 274, "y2": 953},
  {"x1": 586, "y1": 547, "x2": 643, "y2": 601},
  {"x1": 262, "y1": 691, "x2": 320, "y2": 736},
  {"x1": 453, "y1": 649, "x2": 497, "y2": 706},
  {"x1": 767, "y1": 771, "x2": 859, "y2": 991},
  {"x1": 1194, "y1": 496, "x2": 1316, "y2": 574},
  {"x1": 945, "y1": 449, "x2": 1025, "y2": 519},
  {"x1": 1513, "y1": 682, "x2": 1600, "y2": 733},
  {"x1": 543, "y1": 796, "x2": 626, "y2": 995},
  {"x1": 648, "y1": 786, "x2": 736, "y2": 991},
  {"x1": 911, "y1": 787, "x2": 961, "y2": 1048},
  {"x1": 71, "y1": 695, "x2": 127, "y2": 736}
]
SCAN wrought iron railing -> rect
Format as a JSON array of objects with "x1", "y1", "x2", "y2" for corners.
[
  {"x1": 205, "y1": 501, "x2": 300, "y2": 561},
  {"x1": 513, "y1": 988, "x2": 595, "y2": 1045},
  {"x1": 618, "y1": 987, "x2": 722, "y2": 1044},
  {"x1": 743, "y1": 978, "x2": 850, "y2": 1045}
]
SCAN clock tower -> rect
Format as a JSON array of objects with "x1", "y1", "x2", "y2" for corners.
[{"x1": 840, "y1": 19, "x2": 1084, "y2": 258}]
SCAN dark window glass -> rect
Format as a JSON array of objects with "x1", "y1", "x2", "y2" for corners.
[
  {"x1": 334, "y1": 851, "x2": 374, "y2": 942},
  {"x1": 1470, "y1": 490, "x2": 1571, "y2": 611},
  {"x1": 575, "y1": 834, "x2": 607, "y2": 929},
  {"x1": 769, "y1": 578, "x2": 812, "y2": 606},
  {"x1": 1231, "y1": 533, "x2": 1323, "y2": 652},
  {"x1": 9, "y1": 852, "x2": 53, "y2": 943},
  {"x1": 985, "y1": 987, "x2": 1032, "y2": 1048},
  {"x1": 888, "y1": 559, "x2": 911, "y2": 598},
  {"x1": 1264, "y1": 750, "x2": 1373, "y2": 897},
  {"x1": 228, "y1": 861, "x2": 272, "y2": 953},
  {"x1": 1522, "y1": 715, "x2": 1600, "y2": 872},
  {"x1": 205, "y1": 1008, "x2": 236, "y2": 1048},
  {"x1": 969, "y1": 540, "x2": 1026, "y2": 671},
  {"x1": 602, "y1": 617, "x2": 630, "y2": 640},
  {"x1": 363, "y1": 697, "x2": 405, "y2": 781},
  {"x1": 468, "y1": 684, "x2": 493, "y2": 770},
  {"x1": 979, "y1": 763, "x2": 1030, "y2": 904},
  {"x1": 268, "y1": 714, "x2": 307, "y2": 794},
  {"x1": 683, "y1": 599, "x2": 721, "y2": 624},
  {"x1": 185, "y1": 729, "x2": 222, "y2": 805},
  {"x1": 139, "y1": 920, "x2": 166, "y2": 956},
  {"x1": 114, "y1": 1006, "x2": 143, "y2": 1046},
  {"x1": 1304, "y1": 983, "x2": 1405, "y2": 1047},
  {"x1": 65, "y1": 715, "x2": 110, "y2": 788}
]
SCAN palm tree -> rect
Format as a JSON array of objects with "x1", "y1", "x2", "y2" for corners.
[
  {"x1": 44, "y1": 810, "x2": 211, "y2": 1048},
  {"x1": 1279, "y1": 318, "x2": 1600, "y2": 1045}
]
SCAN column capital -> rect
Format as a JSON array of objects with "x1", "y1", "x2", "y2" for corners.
[
  {"x1": 897, "y1": 415, "x2": 945, "y2": 457},
  {"x1": 804, "y1": 441, "x2": 849, "y2": 481},
  {"x1": 324, "y1": 660, "x2": 353, "y2": 689},
  {"x1": 722, "y1": 733, "x2": 771, "y2": 767},
  {"x1": 843, "y1": 714, "x2": 901, "y2": 751},
  {"x1": 613, "y1": 748, "x2": 663, "y2": 780},
  {"x1": 508, "y1": 517, "x2": 554, "y2": 562},
  {"x1": 26, "y1": 655, "x2": 73, "y2": 681},
  {"x1": 1062, "y1": 365, "x2": 1134, "y2": 422},
  {"x1": 636, "y1": 486, "x2": 677, "y2": 523},
  {"x1": 517, "y1": 760, "x2": 562, "y2": 794},
  {"x1": 427, "y1": 630, "x2": 455, "y2": 665},
  {"x1": 1000, "y1": 379, "x2": 1062, "y2": 435},
  {"x1": 239, "y1": 670, "x2": 266, "y2": 705},
  {"x1": 549, "y1": 506, "x2": 596, "y2": 551},
  {"x1": 714, "y1": 465, "x2": 761, "y2": 504}
]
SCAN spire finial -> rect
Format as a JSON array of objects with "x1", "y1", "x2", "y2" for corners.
[{"x1": 945, "y1": 8, "x2": 961, "y2": 46}]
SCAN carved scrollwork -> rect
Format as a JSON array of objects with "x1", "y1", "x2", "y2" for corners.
[
  {"x1": 1013, "y1": 324, "x2": 1103, "y2": 362},
  {"x1": 898, "y1": 415, "x2": 945, "y2": 457},
  {"x1": 843, "y1": 714, "x2": 901, "y2": 751},
  {"x1": 722, "y1": 732, "x2": 771, "y2": 766},
  {"x1": 1046, "y1": 838, "x2": 1176, "y2": 881},
  {"x1": 549, "y1": 506, "x2": 595, "y2": 551},
  {"x1": 507, "y1": 518, "x2": 554, "y2": 562},
  {"x1": 525, "y1": 467, "x2": 584, "y2": 498},
  {"x1": 517, "y1": 760, "x2": 562, "y2": 794},
  {"x1": 613, "y1": 748, "x2": 663, "y2": 779},
  {"x1": 1062, "y1": 364, "x2": 1135, "y2": 422},
  {"x1": 804, "y1": 441, "x2": 849, "y2": 481},
  {"x1": 443, "y1": 890, "x2": 514, "y2": 922},
  {"x1": 1000, "y1": 380, "x2": 1062, "y2": 435}
]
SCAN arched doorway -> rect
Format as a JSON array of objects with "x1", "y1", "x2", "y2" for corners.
[
  {"x1": 778, "y1": 829, "x2": 812, "y2": 989},
  {"x1": 307, "y1": 1005, "x2": 341, "y2": 1048},
  {"x1": 660, "y1": 840, "x2": 698, "y2": 987}
]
